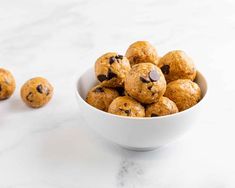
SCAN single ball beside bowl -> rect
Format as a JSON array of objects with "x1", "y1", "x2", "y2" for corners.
[
  {"x1": 0, "y1": 68, "x2": 16, "y2": 100},
  {"x1": 21, "y1": 77, "x2": 53, "y2": 108}
]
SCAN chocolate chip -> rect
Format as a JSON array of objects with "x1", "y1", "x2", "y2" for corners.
[
  {"x1": 123, "y1": 103, "x2": 127, "y2": 107},
  {"x1": 36, "y1": 84, "x2": 43, "y2": 94},
  {"x1": 147, "y1": 85, "x2": 152, "y2": 90},
  {"x1": 115, "y1": 55, "x2": 123, "y2": 60},
  {"x1": 26, "y1": 92, "x2": 33, "y2": 102},
  {"x1": 140, "y1": 76, "x2": 150, "y2": 83},
  {"x1": 161, "y1": 65, "x2": 170, "y2": 75},
  {"x1": 149, "y1": 70, "x2": 160, "y2": 82},
  {"x1": 97, "y1": 74, "x2": 107, "y2": 82},
  {"x1": 119, "y1": 108, "x2": 131, "y2": 116},
  {"x1": 116, "y1": 87, "x2": 125, "y2": 96},
  {"x1": 93, "y1": 87, "x2": 104, "y2": 93},
  {"x1": 151, "y1": 113, "x2": 158, "y2": 117},
  {"x1": 107, "y1": 69, "x2": 117, "y2": 80},
  {"x1": 109, "y1": 57, "x2": 116, "y2": 64},
  {"x1": 124, "y1": 109, "x2": 131, "y2": 116},
  {"x1": 0, "y1": 84, "x2": 2, "y2": 92},
  {"x1": 142, "y1": 103, "x2": 147, "y2": 108}
]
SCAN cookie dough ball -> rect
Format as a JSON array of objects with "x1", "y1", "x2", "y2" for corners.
[
  {"x1": 21, "y1": 77, "x2": 53, "y2": 108},
  {"x1": 108, "y1": 96, "x2": 145, "y2": 117},
  {"x1": 86, "y1": 85, "x2": 119, "y2": 111},
  {"x1": 125, "y1": 41, "x2": 159, "y2": 66},
  {"x1": 0, "y1": 68, "x2": 16, "y2": 100},
  {"x1": 146, "y1": 97, "x2": 178, "y2": 117},
  {"x1": 158, "y1": 50, "x2": 196, "y2": 83},
  {"x1": 164, "y1": 79, "x2": 201, "y2": 111},
  {"x1": 95, "y1": 52, "x2": 131, "y2": 87},
  {"x1": 125, "y1": 63, "x2": 166, "y2": 104}
]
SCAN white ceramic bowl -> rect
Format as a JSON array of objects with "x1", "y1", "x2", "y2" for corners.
[{"x1": 76, "y1": 67, "x2": 208, "y2": 151}]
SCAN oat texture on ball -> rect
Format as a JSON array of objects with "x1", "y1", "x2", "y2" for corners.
[
  {"x1": 21, "y1": 77, "x2": 53, "y2": 108},
  {"x1": 158, "y1": 50, "x2": 196, "y2": 83},
  {"x1": 125, "y1": 63, "x2": 166, "y2": 104},
  {"x1": 86, "y1": 85, "x2": 119, "y2": 112},
  {"x1": 108, "y1": 96, "x2": 145, "y2": 117},
  {"x1": 164, "y1": 79, "x2": 201, "y2": 111},
  {"x1": 145, "y1": 97, "x2": 178, "y2": 117},
  {"x1": 125, "y1": 41, "x2": 159, "y2": 66},
  {"x1": 0, "y1": 68, "x2": 16, "y2": 100},
  {"x1": 95, "y1": 52, "x2": 131, "y2": 87}
]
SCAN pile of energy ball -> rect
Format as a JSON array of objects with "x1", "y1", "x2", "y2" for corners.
[
  {"x1": 0, "y1": 68, "x2": 53, "y2": 108},
  {"x1": 86, "y1": 41, "x2": 201, "y2": 117}
]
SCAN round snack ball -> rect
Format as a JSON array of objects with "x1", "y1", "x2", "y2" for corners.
[
  {"x1": 158, "y1": 50, "x2": 196, "y2": 83},
  {"x1": 95, "y1": 52, "x2": 131, "y2": 87},
  {"x1": 146, "y1": 97, "x2": 178, "y2": 117},
  {"x1": 86, "y1": 85, "x2": 119, "y2": 112},
  {"x1": 0, "y1": 68, "x2": 16, "y2": 100},
  {"x1": 108, "y1": 96, "x2": 145, "y2": 117},
  {"x1": 125, "y1": 41, "x2": 159, "y2": 66},
  {"x1": 164, "y1": 79, "x2": 201, "y2": 111},
  {"x1": 125, "y1": 63, "x2": 166, "y2": 104},
  {"x1": 21, "y1": 77, "x2": 53, "y2": 108}
]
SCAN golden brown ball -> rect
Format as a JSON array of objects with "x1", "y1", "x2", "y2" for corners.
[
  {"x1": 164, "y1": 79, "x2": 201, "y2": 111},
  {"x1": 125, "y1": 41, "x2": 159, "y2": 66},
  {"x1": 0, "y1": 68, "x2": 16, "y2": 100},
  {"x1": 108, "y1": 96, "x2": 145, "y2": 117},
  {"x1": 21, "y1": 77, "x2": 53, "y2": 108},
  {"x1": 125, "y1": 63, "x2": 166, "y2": 104},
  {"x1": 86, "y1": 85, "x2": 119, "y2": 112},
  {"x1": 95, "y1": 52, "x2": 131, "y2": 87},
  {"x1": 145, "y1": 97, "x2": 178, "y2": 117},
  {"x1": 158, "y1": 50, "x2": 196, "y2": 83}
]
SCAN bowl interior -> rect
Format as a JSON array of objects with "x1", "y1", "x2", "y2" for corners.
[
  {"x1": 77, "y1": 68, "x2": 208, "y2": 104},
  {"x1": 77, "y1": 68, "x2": 98, "y2": 100}
]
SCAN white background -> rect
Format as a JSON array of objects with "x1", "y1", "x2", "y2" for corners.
[{"x1": 0, "y1": 0, "x2": 235, "y2": 187}]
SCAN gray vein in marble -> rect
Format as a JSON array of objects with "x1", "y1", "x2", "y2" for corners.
[{"x1": 117, "y1": 159, "x2": 144, "y2": 188}]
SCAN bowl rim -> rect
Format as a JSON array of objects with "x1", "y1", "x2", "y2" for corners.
[{"x1": 75, "y1": 67, "x2": 208, "y2": 120}]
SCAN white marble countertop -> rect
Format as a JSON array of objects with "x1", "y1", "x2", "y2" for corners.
[{"x1": 1, "y1": 0, "x2": 235, "y2": 187}]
